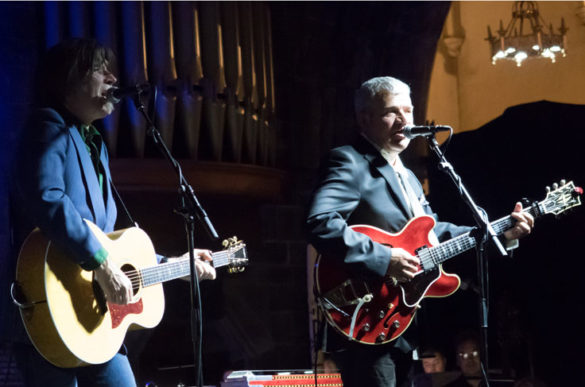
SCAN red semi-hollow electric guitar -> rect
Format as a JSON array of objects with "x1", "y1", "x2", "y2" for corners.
[{"x1": 315, "y1": 181, "x2": 582, "y2": 345}]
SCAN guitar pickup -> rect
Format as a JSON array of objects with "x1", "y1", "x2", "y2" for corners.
[{"x1": 415, "y1": 246, "x2": 436, "y2": 272}]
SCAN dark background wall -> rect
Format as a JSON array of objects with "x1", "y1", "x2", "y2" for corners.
[
  {"x1": 425, "y1": 101, "x2": 585, "y2": 385},
  {"x1": 1, "y1": 2, "x2": 582, "y2": 387},
  {"x1": 271, "y1": 2, "x2": 450, "y2": 197}
]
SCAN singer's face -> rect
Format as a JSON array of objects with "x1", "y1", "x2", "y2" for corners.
[
  {"x1": 360, "y1": 92, "x2": 413, "y2": 155},
  {"x1": 65, "y1": 62, "x2": 117, "y2": 124}
]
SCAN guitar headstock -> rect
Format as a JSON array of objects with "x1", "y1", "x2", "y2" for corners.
[
  {"x1": 222, "y1": 236, "x2": 248, "y2": 273},
  {"x1": 542, "y1": 180, "x2": 583, "y2": 216}
]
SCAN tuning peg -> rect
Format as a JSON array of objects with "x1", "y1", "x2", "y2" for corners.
[
  {"x1": 222, "y1": 236, "x2": 241, "y2": 248},
  {"x1": 546, "y1": 186, "x2": 551, "y2": 193},
  {"x1": 560, "y1": 179, "x2": 566, "y2": 186},
  {"x1": 553, "y1": 183, "x2": 559, "y2": 190}
]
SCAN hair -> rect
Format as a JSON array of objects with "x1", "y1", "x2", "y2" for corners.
[
  {"x1": 37, "y1": 38, "x2": 116, "y2": 107},
  {"x1": 420, "y1": 345, "x2": 446, "y2": 359},
  {"x1": 354, "y1": 76, "x2": 410, "y2": 116},
  {"x1": 454, "y1": 329, "x2": 480, "y2": 352}
]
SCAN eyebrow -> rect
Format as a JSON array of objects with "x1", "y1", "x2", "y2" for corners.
[{"x1": 383, "y1": 105, "x2": 413, "y2": 112}]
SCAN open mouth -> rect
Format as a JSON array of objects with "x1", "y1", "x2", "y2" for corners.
[{"x1": 392, "y1": 126, "x2": 406, "y2": 136}]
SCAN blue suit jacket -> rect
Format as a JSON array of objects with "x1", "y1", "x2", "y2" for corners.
[
  {"x1": 14, "y1": 108, "x2": 117, "y2": 269},
  {"x1": 307, "y1": 136, "x2": 471, "y2": 280}
]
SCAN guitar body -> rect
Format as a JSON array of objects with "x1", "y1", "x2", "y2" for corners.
[
  {"x1": 315, "y1": 216, "x2": 461, "y2": 345},
  {"x1": 15, "y1": 220, "x2": 164, "y2": 367}
]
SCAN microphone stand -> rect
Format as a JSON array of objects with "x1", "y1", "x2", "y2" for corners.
[
  {"x1": 132, "y1": 90, "x2": 219, "y2": 387},
  {"x1": 425, "y1": 135, "x2": 508, "y2": 387}
]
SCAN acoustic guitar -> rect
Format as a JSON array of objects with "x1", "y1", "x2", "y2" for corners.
[{"x1": 13, "y1": 220, "x2": 247, "y2": 367}]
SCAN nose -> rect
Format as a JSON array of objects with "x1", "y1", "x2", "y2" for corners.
[
  {"x1": 104, "y1": 70, "x2": 117, "y2": 85},
  {"x1": 398, "y1": 108, "x2": 413, "y2": 126},
  {"x1": 395, "y1": 110, "x2": 407, "y2": 125}
]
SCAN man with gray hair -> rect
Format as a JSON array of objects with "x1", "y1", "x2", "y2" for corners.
[{"x1": 306, "y1": 76, "x2": 533, "y2": 386}]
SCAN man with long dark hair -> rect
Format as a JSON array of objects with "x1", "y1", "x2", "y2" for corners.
[{"x1": 11, "y1": 38, "x2": 215, "y2": 386}]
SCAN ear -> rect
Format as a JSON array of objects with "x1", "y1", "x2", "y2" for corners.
[{"x1": 356, "y1": 110, "x2": 370, "y2": 130}]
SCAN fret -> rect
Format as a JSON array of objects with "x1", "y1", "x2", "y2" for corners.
[
  {"x1": 414, "y1": 178, "x2": 584, "y2": 272},
  {"x1": 422, "y1": 202, "x2": 542, "y2": 268},
  {"x1": 133, "y1": 245, "x2": 247, "y2": 287}
]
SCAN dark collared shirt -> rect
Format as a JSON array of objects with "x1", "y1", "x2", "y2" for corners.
[{"x1": 79, "y1": 124, "x2": 104, "y2": 196}]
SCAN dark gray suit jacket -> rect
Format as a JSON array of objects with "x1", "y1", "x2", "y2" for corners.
[{"x1": 307, "y1": 136, "x2": 471, "y2": 280}]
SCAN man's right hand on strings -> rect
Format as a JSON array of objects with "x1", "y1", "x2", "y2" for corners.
[
  {"x1": 94, "y1": 258, "x2": 134, "y2": 305},
  {"x1": 386, "y1": 247, "x2": 420, "y2": 283}
]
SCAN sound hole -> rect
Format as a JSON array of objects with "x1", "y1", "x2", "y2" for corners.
[{"x1": 121, "y1": 264, "x2": 140, "y2": 296}]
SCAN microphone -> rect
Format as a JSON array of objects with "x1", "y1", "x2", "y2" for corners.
[
  {"x1": 106, "y1": 83, "x2": 151, "y2": 104},
  {"x1": 402, "y1": 125, "x2": 452, "y2": 139}
]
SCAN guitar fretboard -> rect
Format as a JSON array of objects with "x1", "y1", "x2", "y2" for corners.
[
  {"x1": 418, "y1": 202, "x2": 543, "y2": 270},
  {"x1": 139, "y1": 250, "x2": 238, "y2": 287}
]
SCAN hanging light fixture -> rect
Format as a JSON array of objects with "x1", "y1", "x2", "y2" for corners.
[{"x1": 486, "y1": 1, "x2": 568, "y2": 67}]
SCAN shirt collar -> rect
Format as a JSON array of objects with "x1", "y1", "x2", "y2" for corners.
[
  {"x1": 360, "y1": 132, "x2": 405, "y2": 172},
  {"x1": 79, "y1": 124, "x2": 100, "y2": 141}
]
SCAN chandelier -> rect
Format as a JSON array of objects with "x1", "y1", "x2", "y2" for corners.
[{"x1": 486, "y1": 1, "x2": 568, "y2": 67}]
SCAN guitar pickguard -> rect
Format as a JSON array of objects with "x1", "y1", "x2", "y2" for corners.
[
  {"x1": 108, "y1": 300, "x2": 144, "y2": 329},
  {"x1": 401, "y1": 268, "x2": 441, "y2": 307}
]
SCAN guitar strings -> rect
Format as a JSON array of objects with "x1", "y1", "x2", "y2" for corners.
[
  {"x1": 119, "y1": 249, "x2": 242, "y2": 287},
  {"x1": 392, "y1": 203, "x2": 540, "y2": 273}
]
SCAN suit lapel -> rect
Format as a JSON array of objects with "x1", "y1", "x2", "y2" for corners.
[
  {"x1": 69, "y1": 127, "x2": 107, "y2": 228},
  {"x1": 358, "y1": 138, "x2": 412, "y2": 218}
]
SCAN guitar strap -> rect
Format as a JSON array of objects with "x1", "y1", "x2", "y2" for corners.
[{"x1": 108, "y1": 176, "x2": 138, "y2": 228}]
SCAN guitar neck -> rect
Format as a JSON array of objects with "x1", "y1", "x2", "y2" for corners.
[
  {"x1": 419, "y1": 201, "x2": 543, "y2": 269},
  {"x1": 140, "y1": 250, "x2": 233, "y2": 287}
]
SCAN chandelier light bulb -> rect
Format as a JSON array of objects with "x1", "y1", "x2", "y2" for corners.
[{"x1": 514, "y1": 51, "x2": 528, "y2": 66}]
